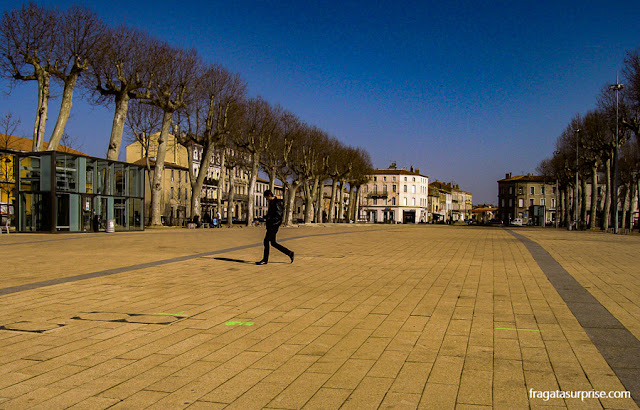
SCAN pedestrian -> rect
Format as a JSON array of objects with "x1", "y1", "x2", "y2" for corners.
[
  {"x1": 216, "y1": 210, "x2": 222, "y2": 228},
  {"x1": 256, "y1": 190, "x2": 294, "y2": 265}
]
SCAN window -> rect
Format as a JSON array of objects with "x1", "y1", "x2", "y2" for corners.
[
  {"x1": 530, "y1": 187, "x2": 535, "y2": 195},
  {"x1": 509, "y1": 199, "x2": 513, "y2": 207},
  {"x1": 171, "y1": 169, "x2": 174, "y2": 182},
  {"x1": 552, "y1": 198, "x2": 556, "y2": 207},
  {"x1": 553, "y1": 186, "x2": 557, "y2": 194},
  {"x1": 392, "y1": 197, "x2": 396, "y2": 205},
  {"x1": 392, "y1": 176, "x2": 396, "y2": 181},
  {"x1": 509, "y1": 187, "x2": 513, "y2": 194},
  {"x1": 502, "y1": 199, "x2": 505, "y2": 207},
  {"x1": 518, "y1": 198, "x2": 523, "y2": 207},
  {"x1": 518, "y1": 187, "x2": 522, "y2": 194},
  {"x1": 392, "y1": 185, "x2": 396, "y2": 192},
  {"x1": 373, "y1": 198, "x2": 377, "y2": 205},
  {"x1": 404, "y1": 177, "x2": 407, "y2": 181},
  {"x1": 411, "y1": 185, "x2": 416, "y2": 193},
  {"x1": 412, "y1": 177, "x2": 415, "y2": 182},
  {"x1": 541, "y1": 198, "x2": 545, "y2": 206},
  {"x1": 171, "y1": 187, "x2": 174, "y2": 199},
  {"x1": 403, "y1": 185, "x2": 407, "y2": 193},
  {"x1": 412, "y1": 198, "x2": 416, "y2": 206},
  {"x1": 374, "y1": 176, "x2": 377, "y2": 181},
  {"x1": 403, "y1": 198, "x2": 407, "y2": 206},
  {"x1": 541, "y1": 186, "x2": 545, "y2": 194},
  {"x1": 383, "y1": 176, "x2": 386, "y2": 181},
  {"x1": 530, "y1": 199, "x2": 534, "y2": 206}
]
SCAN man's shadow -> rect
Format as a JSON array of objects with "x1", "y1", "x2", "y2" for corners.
[{"x1": 212, "y1": 257, "x2": 286, "y2": 264}]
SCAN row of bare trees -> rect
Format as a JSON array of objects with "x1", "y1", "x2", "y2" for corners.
[
  {"x1": 538, "y1": 48, "x2": 640, "y2": 232},
  {"x1": 1, "y1": 3, "x2": 373, "y2": 226}
]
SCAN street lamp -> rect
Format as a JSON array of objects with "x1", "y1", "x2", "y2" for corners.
[
  {"x1": 573, "y1": 128, "x2": 580, "y2": 230},
  {"x1": 609, "y1": 75, "x2": 624, "y2": 234}
]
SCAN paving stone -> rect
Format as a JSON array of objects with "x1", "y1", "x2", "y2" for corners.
[{"x1": 1, "y1": 225, "x2": 639, "y2": 408}]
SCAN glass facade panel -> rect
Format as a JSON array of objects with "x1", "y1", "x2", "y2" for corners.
[
  {"x1": 20, "y1": 156, "x2": 41, "y2": 191},
  {"x1": 20, "y1": 192, "x2": 51, "y2": 231},
  {"x1": 114, "y1": 164, "x2": 125, "y2": 196},
  {"x1": 16, "y1": 152, "x2": 144, "y2": 233},
  {"x1": 85, "y1": 159, "x2": 95, "y2": 193},
  {"x1": 55, "y1": 154, "x2": 78, "y2": 192}
]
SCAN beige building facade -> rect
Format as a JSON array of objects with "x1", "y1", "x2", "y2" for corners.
[{"x1": 360, "y1": 164, "x2": 429, "y2": 224}]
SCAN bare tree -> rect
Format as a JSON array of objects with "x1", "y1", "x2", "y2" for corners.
[
  {"x1": 143, "y1": 45, "x2": 200, "y2": 226},
  {"x1": 86, "y1": 25, "x2": 155, "y2": 160},
  {"x1": 0, "y1": 112, "x2": 20, "y2": 150},
  {"x1": 46, "y1": 5, "x2": 105, "y2": 152},
  {"x1": 125, "y1": 100, "x2": 163, "y2": 209},
  {"x1": 0, "y1": 3, "x2": 56, "y2": 151},
  {"x1": 175, "y1": 64, "x2": 246, "y2": 220}
]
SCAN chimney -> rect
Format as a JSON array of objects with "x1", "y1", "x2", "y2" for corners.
[
  {"x1": 410, "y1": 165, "x2": 414, "y2": 172},
  {"x1": 416, "y1": 168, "x2": 420, "y2": 174},
  {"x1": 506, "y1": 172, "x2": 512, "y2": 179}
]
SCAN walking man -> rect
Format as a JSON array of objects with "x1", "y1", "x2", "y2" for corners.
[{"x1": 256, "y1": 190, "x2": 294, "y2": 265}]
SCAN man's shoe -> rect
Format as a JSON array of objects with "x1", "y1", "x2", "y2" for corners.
[
  {"x1": 289, "y1": 252, "x2": 294, "y2": 263},
  {"x1": 255, "y1": 260, "x2": 268, "y2": 265}
]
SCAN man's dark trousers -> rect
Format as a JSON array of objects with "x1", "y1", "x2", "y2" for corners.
[{"x1": 263, "y1": 225, "x2": 291, "y2": 262}]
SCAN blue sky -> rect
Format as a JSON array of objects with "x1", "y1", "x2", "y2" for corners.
[{"x1": 2, "y1": 0, "x2": 639, "y2": 204}]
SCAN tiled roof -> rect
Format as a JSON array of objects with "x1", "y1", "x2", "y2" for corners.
[
  {"x1": 498, "y1": 174, "x2": 547, "y2": 182},
  {"x1": 0, "y1": 134, "x2": 88, "y2": 156},
  {"x1": 130, "y1": 158, "x2": 189, "y2": 171},
  {"x1": 372, "y1": 168, "x2": 427, "y2": 177}
]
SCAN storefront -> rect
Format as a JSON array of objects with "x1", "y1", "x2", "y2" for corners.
[{"x1": 16, "y1": 151, "x2": 145, "y2": 232}]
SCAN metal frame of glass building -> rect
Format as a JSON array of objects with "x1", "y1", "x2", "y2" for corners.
[{"x1": 15, "y1": 151, "x2": 145, "y2": 233}]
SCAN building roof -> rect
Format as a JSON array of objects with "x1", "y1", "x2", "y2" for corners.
[
  {"x1": 371, "y1": 168, "x2": 428, "y2": 178},
  {"x1": 498, "y1": 173, "x2": 548, "y2": 183},
  {"x1": 130, "y1": 158, "x2": 189, "y2": 171},
  {"x1": 0, "y1": 134, "x2": 88, "y2": 156}
]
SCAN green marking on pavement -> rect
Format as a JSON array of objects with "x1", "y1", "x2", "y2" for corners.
[
  {"x1": 154, "y1": 311, "x2": 187, "y2": 317},
  {"x1": 495, "y1": 327, "x2": 540, "y2": 332},
  {"x1": 225, "y1": 321, "x2": 254, "y2": 326}
]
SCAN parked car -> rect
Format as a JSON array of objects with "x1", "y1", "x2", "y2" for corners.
[
  {"x1": 510, "y1": 218, "x2": 523, "y2": 226},
  {"x1": 488, "y1": 219, "x2": 503, "y2": 226}
]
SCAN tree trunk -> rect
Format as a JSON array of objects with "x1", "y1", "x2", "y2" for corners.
[
  {"x1": 106, "y1": 93, "x2": 130, "y2": 160},
  {"x1": 226, "y1": 169, "x2": 235, "y2": 227},
  {"x1": 246, "y1": 152, "x2": 259, "y2": 226},
  {"x1": 563, "y1": 189, "x2": 570, "y2": 228},
  {"x1": 338, "y1": 180, "x2": 345, "y2": 222},
  {"x1": 268, "y1": 167, "x2": 276, "y2": 193},
  {"x1": 216, "y1": 149, "x2": 226, "y2": 216},
  {"x1": 347, "y1": 185, "x2": 356, "y2": 222},
  {"x1": 581, "y1": 176, "x2": 588, "y2": 230},
  {"x1": 637, "y1": 179, "x2": 640, "y2": 233},
  {"x1": 285, "y1": 182, "x2": 301, "y2": 226},
  {"x1": 329, "y1": 179, "x2": 338, "y2": 222},
  {"x1": 33, "y1": 72, "x2": 50, "y2": 152},
  {"x1": 352, "y1": 186, "x2": 361, "y2": 221},
  {"x1": 150, "y1": 111, "x2": 172, "y2": 226},
  {"x1": 47, "y1": 73, "x2": 79, "y2": 151},
  {"x1": 315, "y1": 181, "x2": 324, "y2": 223},
  {"x1": 303, "y1": 178, "x2": 318, "y2": 224},
  {"x1": 621, "y1": 184, "x2": 630, "y2": 232},
  {"x1": 590, "y1": 165, "x2": 598, "y2": 230},
  {"x1": 190, "y1": 143, "x2": 215, "y2": 218},
  {"x1": 603, "y1": 157, "x2": 611, "y2": 231}
]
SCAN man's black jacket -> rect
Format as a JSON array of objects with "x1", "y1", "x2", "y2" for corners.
[{"x1": 265, "y1": 198, "x2": 284, "y2": 228}]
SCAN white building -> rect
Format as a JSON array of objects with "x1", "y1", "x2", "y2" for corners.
[{"x1": 360, "y1": 164, "x2": 429, "y2": 224}]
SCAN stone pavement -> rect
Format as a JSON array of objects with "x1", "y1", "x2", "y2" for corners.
[{"x1": 0, "y1": 224, "x2": 638, "y2": 409}]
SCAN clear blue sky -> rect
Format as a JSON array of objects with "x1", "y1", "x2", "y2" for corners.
[{"x1": 2, "y1": 0, "x2": 639, "y2": 204}]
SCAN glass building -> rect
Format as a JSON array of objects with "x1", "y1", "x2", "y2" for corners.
[{"x1": 16, "y1": 151, "x2": 145, "y2": 232}]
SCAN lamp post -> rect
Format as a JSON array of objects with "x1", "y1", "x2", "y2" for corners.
[
  {"x1": 573, "y1": 128, "x2": 580, "y2": 230},
  {"x1": 609, "y1": 75, "x2": 624, "y2": 234}
]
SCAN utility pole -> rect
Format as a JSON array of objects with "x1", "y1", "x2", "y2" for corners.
[{"x1": 609, "y1": 74, "x2": 624, "y2": 234}]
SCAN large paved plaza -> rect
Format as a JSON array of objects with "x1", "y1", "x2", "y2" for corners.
[{"x1": 0, "y1": 224, "x2": 639, "y2": 409}]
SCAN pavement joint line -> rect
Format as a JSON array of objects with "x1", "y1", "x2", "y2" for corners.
[
  {"x1": 506, "y1": 228, "x2": 640, "y2": 406},
  {"x1": 0, "y1": 226, "x2": 390, "y2": 297},
  {"x1": 495, "y1": 327, "x2": 540, "y2": 332}
]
